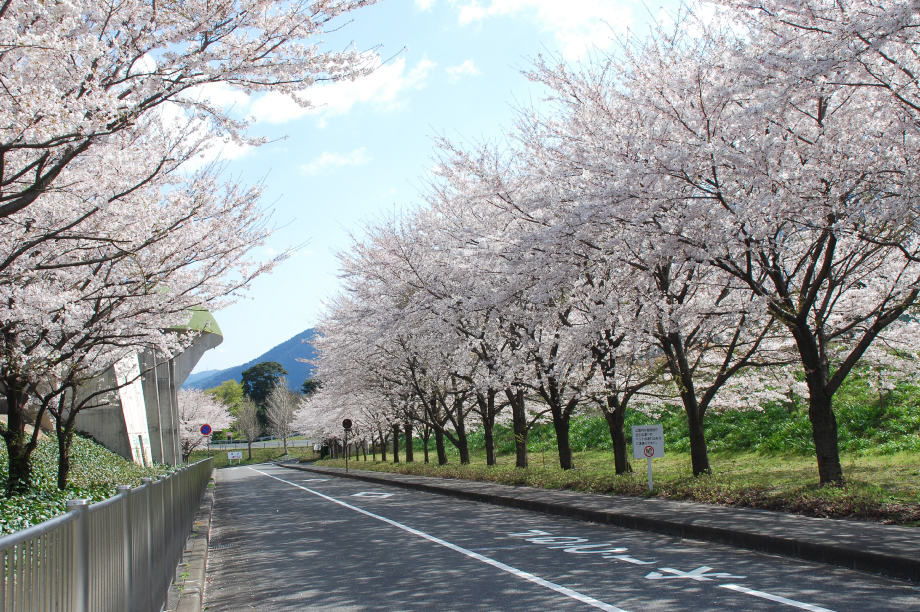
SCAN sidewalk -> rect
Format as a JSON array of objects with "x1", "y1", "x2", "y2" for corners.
[{"x1": 281, "y1": 463, "x2": 920, "y2": 583}]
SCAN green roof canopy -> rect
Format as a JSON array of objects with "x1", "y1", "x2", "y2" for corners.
[{"x1": 168, "y1": 306, "x2": 223, "y2": 336}]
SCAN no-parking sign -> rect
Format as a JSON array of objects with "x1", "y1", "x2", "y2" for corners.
[
  {"x1": 632, "y1": 425, "x2": 664, "y2": 459},
  {"x1": 200, "y1": 424, "x2": 212, "y2": 436}
]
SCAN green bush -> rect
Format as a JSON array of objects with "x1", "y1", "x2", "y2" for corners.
[{"x1": 0, "y1": 433, "x2": 169, "y2": 535}]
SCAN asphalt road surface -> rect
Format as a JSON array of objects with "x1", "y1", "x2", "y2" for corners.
[{"x1": 204, "y1": 464, "x2": 920, "y2": 612}]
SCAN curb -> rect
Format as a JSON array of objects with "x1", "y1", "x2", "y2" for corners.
[
  {"x1": 176, "y1": 469, "x2": 216, "y2": 612},
  {"x1": 281, "y1": 463, "x2": 920, "y2": 583}
]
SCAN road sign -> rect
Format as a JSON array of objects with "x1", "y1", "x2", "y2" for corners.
[
  {"x1": 228, "y1": 451, "x2": 243, "y2": 465},
  {"x1": 200, "y1": 424, "x2": 212, "y2": 436},
  {"x1": 342, "y1": 419, "x2": 353, "y2": 431},
  {"x1": 632, "y1": 425, "x2": 664, "y2": 459},
  {"x1": 632, "y1": 425, "x2": 664, "y2": 491}
]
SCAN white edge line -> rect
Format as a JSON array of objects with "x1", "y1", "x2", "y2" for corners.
[
  {"x1": 249, "y1": 467, "x2": 630, "y2": 612},
  {"x1": 721, "y1": 584, "x2": 836, "y2": 612}
]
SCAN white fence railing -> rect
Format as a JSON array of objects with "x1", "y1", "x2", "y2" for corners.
[{"x1": 0, "y1": 457, "x2": 213, "y2": 612}]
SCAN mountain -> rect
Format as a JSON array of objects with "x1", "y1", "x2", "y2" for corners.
[
  {"x1": 183, "y1": 328, "x2": 318, "y2": 391},
  {"x1": 183, "y1": 369, "x2": 221, "y2": 386}
]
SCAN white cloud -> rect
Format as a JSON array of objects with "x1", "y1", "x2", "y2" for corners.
[
  {"x1": 249, "y1": 57, "x2": 436, "y2": 125},
  {"x1": 452, "y1": 0, "x2": 632, "y2": 59},
  {"x1": 446, "y1": 60, "x2": 482, "y2": 82},
  {"x1": 415, "y1": 0, "x2": 436, "y2": 8},
  {"x1": 301, "y1": 148, "x2": 372, "y2": 175}
]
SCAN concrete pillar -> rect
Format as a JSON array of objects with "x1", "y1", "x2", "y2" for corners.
[
  {"x1": 157, "y1": 359, "x2": 176, "y2": 466},
  {"x1": 168, "y1": 358, "x2": 181, "y2": 465},
  {"x1": 140, "y1": 350, "x2": 165, "y2": 464}
]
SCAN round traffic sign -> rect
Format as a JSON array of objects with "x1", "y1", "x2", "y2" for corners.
[
  {"x1": 643, "y1": 445, "x2": 655, "y2": 457},
  {"x1": 200, "y1": 424, "x2": 212, "y2": 436},
  {"x1": 342, "y1": 419, "x2": 353, "y2": 431}
]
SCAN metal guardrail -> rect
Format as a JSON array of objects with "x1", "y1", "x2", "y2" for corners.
[{"x1": 0, "y1": 457, "x2": 213, "y2": 612}]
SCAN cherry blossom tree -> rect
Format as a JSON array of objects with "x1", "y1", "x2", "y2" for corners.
[
  {"x1": 0, "y1": 0, "x2": 379, "y2": 218},
  {"x1": 622, "y1": 5, "x2": 920, "y2": 484},
  {"x1": 266, "y1": 383, "x2": 299, "y2": 454},
  {"x1": 236, "y1": 399, "x2": 263, "y2": 460},
  {"x1": 178, "y1": 388, "x2": 233, "y2": 462},
  {"x1": 1, "y1": 160, "x2": 278, "y2": 494}
]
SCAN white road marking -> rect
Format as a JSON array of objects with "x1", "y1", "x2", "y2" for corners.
[
  {"x1": 646, "y1": 566, "x2": 746, "y2": 581},
  {"x1": 720, "y1": 584, "x2": 836, "y2": 612},
  {"x1": 351, "y1": 491, "x2": 394, "y2": 498},
  {"x1": 603, "y1": 555, "x2": 654, "y2": 565},
  {"x1": 250, "y1": 468, "x2": 631, "y2": 612}
]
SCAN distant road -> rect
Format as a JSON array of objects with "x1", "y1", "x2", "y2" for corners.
[{"x1": 204, "y1": 464, "x2": 919, "y2": 612}]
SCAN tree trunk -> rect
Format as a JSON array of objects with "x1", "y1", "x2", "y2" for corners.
[
  {"x1": 551, "y1": 412, "x2": 574, "y2": 470},
  {"x1": 601, "y1": 396, "x2": 631, "y2": 474},
  {"x1": 687, "y1": 407, "x2": 711, "y2": 476},
  {"x1": 455, "y1": 412, "x2": 470, "y2": 465},
  {"x1": 792, "y1": 327, "x2": 845, "y2": 485},
  {"x1": 807, "y1": 385, "x2": 845, "y2": 485},
  {"x1": 661, "y1": 331, "x2": 712, "y2": 477},
  {"x1": 483, "y1": 416, "x2": 496, "y2": 467},
  {"x1": 405, "y1": 422, "x2": 414, "y2": 463},
  {"x1": 381, "y1": 434, "x2": 388, "y2": 462},
  {"x1": 247, "y1": 441, "x2": 253, "y2": 460},
  {"x1": 423, "y1": 427, "x2": 430, "y2": 463},
  {"x1": 283, "y1": 436, "x2": 288, "y2": 454},
  {"x1": 372, "y1": 436, "x2": 377, "y2": 461},
  {"x1": 477, "y1": 389, "x2": 498, "y2": 466},
  {"x1": 56, "y1": 425, "x2": 72, "y2": 490},
  {"x1": 2, "y1": 385, "x2": 36, "y2": 496},
  {"x1": 435, "y1": 428, "x2": 448, "y2": 465},
  {"x1": 392, "y1": 424, "x2": 400, "y2": 463},
  {"x1": 363, "y1": 440, "x2": 367, "y2": 461},
  {"x1": 508, "y1": 389, "x2": 528, "y2": 469}
]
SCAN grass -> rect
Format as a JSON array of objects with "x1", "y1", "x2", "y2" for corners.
[
  {"x1": 188, "y1": 445, "x2": 319, "y2": 469},
  {"x1": 0, "y1": 433, "x2": 170, "y2": 535},
  {"x1": 315, "y1": 448, "x2": 920, "y2": 526}
]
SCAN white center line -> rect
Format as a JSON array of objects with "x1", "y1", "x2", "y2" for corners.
[
  {"x1": 249, "y1": 467, "x2": 630, "y2": 612},
  {"x1": 721, "y1": 584, "x2": 837, "y2": 612}
]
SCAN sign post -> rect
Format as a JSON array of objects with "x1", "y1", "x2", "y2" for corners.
[
  {"x1": 200, "y1": 424, "x2": 212, "y2": 458},
  {"x1": 342, "y1": 419, "x2": 353, "y2": 474},
  {"x1": 632, "y1": 425, "x2": 664, "y2": 491}
]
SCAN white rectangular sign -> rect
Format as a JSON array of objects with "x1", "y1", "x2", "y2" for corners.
[
  {"x1": 632, "y1": 425, "x2": 665, "y2": 459},
  {"x1": 228, "y1": 451, "x2": 243, "y2": 460}
]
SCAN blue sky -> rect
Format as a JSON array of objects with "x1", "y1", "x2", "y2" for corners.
[{"x1": 193, "y1": 0, "x2": 675, "y2": 373}]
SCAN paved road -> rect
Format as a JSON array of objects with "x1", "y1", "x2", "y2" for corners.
[{"x1": 205, "y1": 464, "x2": 920, "y2": 612}]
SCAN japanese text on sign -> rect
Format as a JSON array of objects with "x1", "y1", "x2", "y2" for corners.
[{"x1": 632, "y1": 425, "x2": 664, "y2": 459}]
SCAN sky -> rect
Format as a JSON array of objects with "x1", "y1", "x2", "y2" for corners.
[{"x1": 192, "y1": 0, "x2": 678, "y2": 374}]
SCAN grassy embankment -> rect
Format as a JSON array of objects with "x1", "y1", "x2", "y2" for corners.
[
  {"x1": 0, "y1": 434, "x2": 170, "y2": 535},
  {"x1": 315, "y1": 374, "x2": 920, "y2": 525}
]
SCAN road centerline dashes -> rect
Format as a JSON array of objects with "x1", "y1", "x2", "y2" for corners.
[{"x1": 249, "y1": 467, "x2": 630, "y2": 612}]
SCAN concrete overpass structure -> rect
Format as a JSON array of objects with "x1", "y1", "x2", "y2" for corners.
[{"x1": 74, "y1": 308, "x2": 223, "y2": 466}]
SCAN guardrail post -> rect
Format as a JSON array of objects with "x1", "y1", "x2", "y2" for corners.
[
  {"x1": 159, "y1": 474, "x2": 171, "y2": 591},
  {"x1": 116, "y1": 485, "x2": 133, "y2": 612},
  {"x1": 66, "y1": 499, "x2": 90, "y2": 612},
  {"x1": 142, "y1": 477, "x2": 154, "y2": 612}
]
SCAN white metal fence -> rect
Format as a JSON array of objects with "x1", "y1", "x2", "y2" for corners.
[{"x1": 0, "y1": 457, "x2": 213, "y2": 612}]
